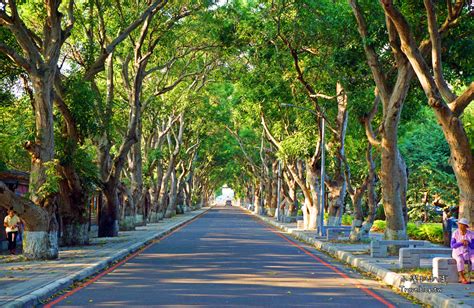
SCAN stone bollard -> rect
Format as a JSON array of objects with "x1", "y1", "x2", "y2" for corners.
[
  {"x1": 432, "y1": 257, "x2": 458, "y2": 283},
  {"x1": 296, "y1": 220, "x2": 305, "y2": 230}
]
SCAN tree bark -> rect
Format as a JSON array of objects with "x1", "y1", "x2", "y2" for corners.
[
  {"x1": 128, "y1": 121, "x2": 144, "y2": 226},
  {"x1": 119, "y1": 183, "x2": 136, "y2": 231},
  {"x1": 380, "y1": 0, "x2": 474, "y2": 228},
  {"x1": 349, "y1": 1, "x2": 413, "y2": 240},
  {"x1": 165, "y1": 169, "x2": 179, "y2": 218}
]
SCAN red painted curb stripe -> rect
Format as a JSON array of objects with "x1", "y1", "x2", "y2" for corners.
[
  {"x1": 245, "y1": 210, "x2": 395, "y2": 308},
  {"x1": 44, "y1": 209, "x2": 210, "y2": 308}
]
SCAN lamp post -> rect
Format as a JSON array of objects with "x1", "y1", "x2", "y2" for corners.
[
  {"x1": 318, "y1": 117, "x2": 325, "y2": 237},
  {"x1": 276, "y1": 160, "x2": 282, "y2": 221},
  {"x1": 281, "y1": 103, "x2": 326, "y2": 235}
]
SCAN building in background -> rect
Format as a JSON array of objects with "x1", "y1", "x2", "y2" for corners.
[{"x1": 215, "y1": 184, "x2": 235, "y2": 205}]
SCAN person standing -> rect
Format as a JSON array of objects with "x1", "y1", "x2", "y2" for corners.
[
  {"x1": 451, "y1": 218, "x2": 474, "y2": 284},
  {"x1": 3, "y1": 208, "x2": 20, "y2": 255}
]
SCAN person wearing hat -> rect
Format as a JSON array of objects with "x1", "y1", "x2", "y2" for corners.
[{"x1": 450, "y1": 218, "x2": 474, "y2": 284}]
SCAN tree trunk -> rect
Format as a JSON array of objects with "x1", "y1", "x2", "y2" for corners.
[
  {"x1": 98, "y1": 181, "x2": 119, "y2": 237},
  {"x1": 349, "y1": 143, "x2": 379, "y2": 242},
  {"x1": 378, "y1": 0, "x2": 474, "y2": 229},
  {"x1": 381, "y1": 138, "x2": 408, "y2": 240},
  {"x1": 435, "y1": 110, "x2": 474, "y2": 227},
  {"x1": 264, "y1": 178, "x2": 274, "y2": 216},
  {"x1": 58, "y1": 164, "x2": 89, "y2": 246},
  {"x1": 327, "y1": 179, "x2": 346, "y2": 226},
  {"x1": 119, "y1": 183, "x2": 136, "y2": 231},
  {"x1": 165, "y1": 169, "x2": 179, "y2": 218},
  {"x1": 253, "y1": 182, "x2": 262, "y2": 214},
  {"x1": 25, "y1": 74, "x2": 59, "y2": 259},
  {"x1": 306, "y1": 163, "x2": 321, "y2": 231},
  {"x1": 128, "y1": 121, "x2": 144, "y2": 226}
]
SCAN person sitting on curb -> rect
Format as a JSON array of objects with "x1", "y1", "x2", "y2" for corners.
[
  {"x1": 451, "y1": 218, "x2": 474, "y2": 284},
  {"x1": 3, "y1": 208, "x2": 20, "y2": 255}
]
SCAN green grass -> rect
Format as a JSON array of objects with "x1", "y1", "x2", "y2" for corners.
[{"x1": 392, "y1": 267, "x2": 432, "y2": 276}]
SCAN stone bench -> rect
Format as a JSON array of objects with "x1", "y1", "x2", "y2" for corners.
[
  {"x1": 370, "y1": 240, "x2": 429, "y2": 258},
  {"x1": 283, "y1": 215, "x2": 302, "y2": 223},
  {"x1": 326, "y1": 226, "x2": 351, "y2": 240},
  {"x1": 399, "y1": 247, "x2": 452, "y2": 269}
]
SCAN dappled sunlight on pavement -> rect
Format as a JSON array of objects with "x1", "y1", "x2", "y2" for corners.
[{"x1": 52, "y1": 207, "x2": 417, "y2": 307}]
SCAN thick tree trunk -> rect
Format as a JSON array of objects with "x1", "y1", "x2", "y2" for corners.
[
  {"x1": 23, "y1": 75, "x2": 59, "y2": 259},
  {"x1": 165, "y1": 169, "x2": 179, "y2": 218},
  {"x1": 149, "y1": 163, "x2": 164, "y2": 222},
  {"x1": 264, "y1": 178, "x2": 274, "y2": 216},
  {"x1": 128, "y1": 121, "x2": 144, "y2": 226},
  {"x1": 58, "y1": 164, "x2": 89, "y2": 246},
  {"x1": 119, "y1": 183, "x2": 136, "y2": 231},
  {"x1": 98, "y1": 181, "x2": 119, "y2": 237},
  {"x1": 327, "y1": 179, "x2": 346, "y2": 226},
  {"x1": 350, "y1": 0, "x2": 412, "y2": 240},
  {"x1": 380, "y1": 0, "x2": 474, "y2": 228},
  {"x1": 306, "y1": 164, "x2": 321, "y2": 230},
  {"x1": 349, "y1": 186, "x2": 366, "y2": 242},
  {"x1": 350, "y1": 143, "x2": 378, "y2": 242},
  {"x1": 381, "y1": 140, "x2": 408, "y2": 240},
  {"x1": 435, "y1": 110, "x2": 474, "y2": 227},
  {"x1": 254, "y1": 182, "x2": 262, "y2": 214}
]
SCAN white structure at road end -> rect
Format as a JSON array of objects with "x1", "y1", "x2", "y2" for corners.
[{"x1": 215, "y1": 184, "x2": 235, "y2": 205}]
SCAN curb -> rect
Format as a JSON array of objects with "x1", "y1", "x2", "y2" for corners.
[
  {"x1": 3, "y1": 207, "x2": 211, "y2": 308},
  {"x1": 242, "y1": 207, "x2": 469, "y2": 308}
]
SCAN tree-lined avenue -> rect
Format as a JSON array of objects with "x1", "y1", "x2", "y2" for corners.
[{"x1": 47, "y1": 207, "x2": 416, "y2": 307}]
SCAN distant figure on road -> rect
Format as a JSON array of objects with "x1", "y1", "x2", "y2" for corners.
[
  {"x1": 3, "y1": 208, "x2": 20, "y2": 255},
  {"x1": 450, "y1": 218, "x2": 474, "y2": 284},
  {"x1": 225, "y1": 200, "x2": 232, "y2": 207}
]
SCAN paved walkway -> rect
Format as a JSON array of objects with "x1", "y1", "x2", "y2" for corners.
[
  {"x1": 48, "y1": 207, "x2": 414, "y2": 307},
  {"x1": 0, "y1": 208, "x2": 209, "y2": 307},
  {"x1": 246, "y1": 207, "x2": 473, "y2": 308}
]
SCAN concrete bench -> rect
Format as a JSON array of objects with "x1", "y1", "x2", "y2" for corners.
[
  {"x1": 282, "y1": 215, "x2": 302, "y2": 223},
  {"x1": 326, "y1": 227, "x2": 351, "y2": 240},
  {"x1": 370, "y1": 240, "x2": 429, "y2": 258},
  {"x1": 399, "y1": 247, "x2": 452, "y2": 269}
]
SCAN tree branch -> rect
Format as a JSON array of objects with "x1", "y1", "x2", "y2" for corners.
[
  {"x1": 449, "y1": 82, "x2": 474, "y2": 117},
  {"x1": 362, "y1": 92, "x2": 382, "y2": 147},
  {"x1": 0, "y1": 42, "x2": 30, "y2": 70},
  {"x1": 84, "y1": 0, "x2": 169, "y2": 80},
  {"x1": 349, "y1": 0, "x2": 391, "y2": 105},
  {"x1": 261, "y1": 114, "x2": 281, "y2": 150},
  {"x1": 424, "y1": 0, "x2": 457, "y2": 103}
]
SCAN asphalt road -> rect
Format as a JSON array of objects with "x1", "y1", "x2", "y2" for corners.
[{"x1": 48, "y1": 207, "x2": 418, "y2": 307}]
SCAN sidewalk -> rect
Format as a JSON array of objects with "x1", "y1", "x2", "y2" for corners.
[
  {"x1": 0, "y1": 208, "x2": 210, "y2": 308},
  {"x1": 244, "y1": 207, "x2": 473, "y2": 308}
]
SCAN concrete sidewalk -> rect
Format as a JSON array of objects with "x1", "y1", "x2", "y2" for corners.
[
  {"x1": 0, "y1": 208, "x2": 210, "y2": 308},
  {"x1": 244, "y1": 207, "x2": 473, "y2": 308}
]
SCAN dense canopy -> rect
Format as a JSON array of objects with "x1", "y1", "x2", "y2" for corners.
[{"x1": 0, "y1": 0, "x2": 472, "y2": 259}]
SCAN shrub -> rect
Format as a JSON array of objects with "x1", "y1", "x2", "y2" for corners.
[
  {"x1": 408, "y1": 223, "x2": 443, "y2": 243},
  {"x1": 371, "y1": 220, "x2": 386, "y2": 232},
  {"x1": 341, "y1": 214, "x2": 353, "y2": 226},
  {"x1": 370, "y1": 220, "x2": 443, "y2": 243}
]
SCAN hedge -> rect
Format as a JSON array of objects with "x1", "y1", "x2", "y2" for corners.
[{"x1": 371, "y1": 220, "x2": 443, "y2": 243}]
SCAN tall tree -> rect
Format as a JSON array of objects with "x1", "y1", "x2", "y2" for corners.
[{"x1": 0, "y1": 0, "x2": 75, "y2": 259}]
